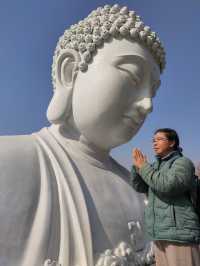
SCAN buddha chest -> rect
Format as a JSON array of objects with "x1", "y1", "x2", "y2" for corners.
[{"x1": 70, "y1": 156, "x2": 146, "y2": 261}]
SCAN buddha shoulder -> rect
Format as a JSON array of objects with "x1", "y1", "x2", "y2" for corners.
[
  {"x1": 0, "y1": 134, "x2": 39, "y2": 184},
  {"x1": 0, "y1": 133, "x2": 37, "y2": 158}
]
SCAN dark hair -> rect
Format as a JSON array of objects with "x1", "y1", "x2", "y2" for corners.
[{"x1": 154, "y1": 128, "x2": 183, "y2": 152}]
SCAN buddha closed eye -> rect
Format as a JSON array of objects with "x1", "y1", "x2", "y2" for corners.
[{"x1": 111, "y1": 55, "x2": 144, "y2": 87}]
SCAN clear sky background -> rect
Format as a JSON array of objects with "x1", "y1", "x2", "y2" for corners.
[{"x1": 0, "y1": 0, "x2": 199, "y2": 169}]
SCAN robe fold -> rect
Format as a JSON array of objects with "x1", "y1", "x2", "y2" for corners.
[{"x1": 0, "y1": 128, "x2": 93, "y2": 266}]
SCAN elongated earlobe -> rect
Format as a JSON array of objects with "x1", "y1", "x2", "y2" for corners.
[{"x1": 47, "y1": 49, "x2": 80, "y2": 124}]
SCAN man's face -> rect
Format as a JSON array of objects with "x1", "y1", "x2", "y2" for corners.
[{"x1": 72, "y1": 38, "x2": 160, "y2": 150}]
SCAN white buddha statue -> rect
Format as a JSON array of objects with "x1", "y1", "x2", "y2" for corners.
[{"x1": 0, "y1": 4, "x2": 165, "y2": 266}]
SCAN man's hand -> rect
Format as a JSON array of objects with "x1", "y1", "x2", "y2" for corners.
[{"x1": 132, "y1": 148, "x2": 147, "y2": 169}]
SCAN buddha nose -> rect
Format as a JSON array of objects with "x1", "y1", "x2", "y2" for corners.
[{"x1": 135, "y1": 97, "x2": 153, "y2": 115}]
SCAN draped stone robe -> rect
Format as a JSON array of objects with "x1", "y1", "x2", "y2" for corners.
[{"x1": 0, "y1": 127, "x2": 145, "y2": 266}]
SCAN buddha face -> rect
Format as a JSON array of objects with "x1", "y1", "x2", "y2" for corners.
[{"x1": 72, "y1": 38, "x2": 160, "y2": 150}]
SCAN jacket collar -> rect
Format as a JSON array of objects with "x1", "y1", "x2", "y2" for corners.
[{"x1": 156, "y1": 150, "x2": 182, "y2": 162}]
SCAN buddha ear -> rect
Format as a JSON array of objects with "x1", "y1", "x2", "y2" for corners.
[{"x1": 47, "y1": 49, "x2": 80, "y2": 124}]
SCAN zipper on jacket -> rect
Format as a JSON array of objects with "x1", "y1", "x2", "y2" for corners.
[
  {"x1": 152, "y1": 192, "x2": 155, "y2": 237},
  {"x1": 172, "y1": 205, "x2": 176, "y2": 226},
  {"x1": 152, "y1": 161, "x2": 161, "y2": 237}
]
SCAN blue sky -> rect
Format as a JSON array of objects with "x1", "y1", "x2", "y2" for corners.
[{"x1": 0, "y1": 0, "x2": 199, "y2": 169}]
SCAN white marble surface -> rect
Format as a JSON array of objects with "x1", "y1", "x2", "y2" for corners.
[{"x1": 0, "y1": 5, "x2": 161, "y2": 266}]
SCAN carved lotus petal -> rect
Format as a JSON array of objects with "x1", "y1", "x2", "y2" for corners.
[
  {"x1": 119, "y1": 26, "x2": 129, "y2": 36},
  {"x1": 84, "y1": 26, "x2": 92, "y2": 34},
  {"x1": 60, "y1": 40, "x2": 67, "y2": 49},
  {"x1": 128, "y1": 10, "x2": 136, "y2": 18},
  {"x1": 76, "y1": 27, "x2": 83, "y2": 34},
  {"x1": 152, "y1": 41, "x2": 159, "y2": 51},
  {"x1": 120, "y1": 6, "x2": 129, "y2": 15},
  {"x1": 109, "y1": 14, "x2": 117, "y2": 22},
  {"x1": 135, "y1": 21, "x2": 144, "y2": 30},
  {"x1": 130, "y1": 28, "x2": 139, "y2": 38},
  {"x1": 119, "y1": 15, "x2": 127, "y2": 23},
  {"x1": 110, "y1": 4, "x2": 120, "y2": 14},
  {"x1": 83, "y1": 51, "x2": 91, "y2": 62},
  {"x1": 91, "y1": 17, "x2": 100, "y2": 27},
  {"x1": 103, "y1": 21, "x2": 111, "y2": 30},
  {"x1": 93, "y1": 35, "x2": 103, "y2": 45},
  {"x1": 150, "y1": 31, "x2": 157, "y2": 39},
  {"x1": 100, "y1": 14, "x2": 109, "y2": 24},
  {"x1": 85, "y1": 34, "x2": 93, "y2": 43},
  {"x1": 101, "y1": 29, "x2": 110, "y2": 40},
  {"x1": 115, "y1": 18, "x2": 123, "y2": 27},
  {"x1": 76, "y1": 34, "x2": 85, "y2": 42},
  {"x1": 156, "y1": 36, "x2": 161, "y2": 43},
  {"x1": 139, "y1": 30, "x2": 147, "y2": 41},
  {"x1": 63, "y1": 34, "x2": 71, "y2": 41},
  {"x1": 96, "y1": 7, "x2": 102, "y2": 15},
  {"x1": 104, "y1": 5, "x2": 111, "y2": 12},
  {"x1": 144, "y1": 25, "x2": 151, "y2": 33},
  {"x1": 87, "y1": 42, "x2": 96, "y2": 52},
  {"x1": 126, "y1": 18, "x2": 135, "y2": 28},
  {"x1": 71, "y1": 41, "x2": 79, "y2": 50},
  {"x1": 89, "y1": 10, "x2": 96, "y2": 17},
  {"x1": 109, "y1": 26, "x2": 119, "y2": 36},
  {"x1": 70, "y1": 35, "x2": 76, "y2": 42},
  {"x1": 136, "y1": 15, "x2": 141, "y2": 21},
  {"x1": 79, "y1": 42, "x2": 87, "y2": 53},
  {"x1": 146, "y1": 35, "x2": 153, "y2": 46},
  {"x1": 93, "y1": 27, "x2": 101, "y2": 35},
  {"x1": 78, "y1": 20, "x2": 84, "y2": 26}
]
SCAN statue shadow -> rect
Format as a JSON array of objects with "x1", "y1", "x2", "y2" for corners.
[{"x1": 69, "y1": 158, "x2": 113, "y2": 257}]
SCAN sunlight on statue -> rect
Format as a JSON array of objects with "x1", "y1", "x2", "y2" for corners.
[{"x1": 0, "y1": 4, "x2": 165, "y2": 266}]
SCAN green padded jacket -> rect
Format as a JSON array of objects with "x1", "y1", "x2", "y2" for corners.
[{"x1": 131, "y1": 151, "x2": 200, "y2": 244}]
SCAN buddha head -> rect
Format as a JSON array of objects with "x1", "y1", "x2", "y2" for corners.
[{"x1": 47, "y1": 4, "x2": 166, "y2": 150}]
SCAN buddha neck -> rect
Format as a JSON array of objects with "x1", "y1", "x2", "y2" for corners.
[
  {"x1": 78, "y1": 134, "x2": 110, "y2": 161},
  {"x1": 49, "y1": 124, "x2": 111, "y2": 168}
]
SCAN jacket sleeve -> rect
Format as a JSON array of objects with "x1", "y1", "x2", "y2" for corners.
[
  {"x1": 130, "y1": 165, "x2": 149, "y2": 193},
  {"x1": 138, "y1": 157, "x2": 195, "y2": 196}
]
